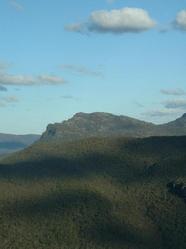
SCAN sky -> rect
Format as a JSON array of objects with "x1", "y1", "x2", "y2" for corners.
[{"x1": 0, "y1": 0, "x2": 186, "y2": 134}]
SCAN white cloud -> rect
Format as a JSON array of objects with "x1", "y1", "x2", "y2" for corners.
[
  {"x1": 61, "y1": 64, "x2": 103, "y2": 77},
  {"x1": 174, "y1": 10, "x2": 186, "y2": 31},
  {"x1": 89, "y1": 8, "x2": 156, "y2": 33},
  {"x1": 65, "y1": 7, "x2": 156, "y2": 34},
  {"x1": 161, "y1": 88, "x2": 186, "y2": 96}
]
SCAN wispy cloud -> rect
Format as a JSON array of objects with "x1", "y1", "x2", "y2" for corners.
[
  {"x1": 37, "y1": 75, "x2": 67, "y2": 85},
  {"x1": 0, "y1": 62, "x2": 11, "y2": 72},
  {"x1": 142, "y1": 92, "x2": 186, "y2": 119},
  {"x1": 0, "y1": 85, "x2": 7, "y2": 92},
  {"x1": 0, "y1": 95, "x2": 19, "y2": 108},
  {"x1": 163, "y1": 99, "x2": 186, "y2": 109},
  {"x1": 65, "y1": 7, "x2": 156, "y2": 34},
  {"x1": 158, "y1": 25, "x2": 172, "y2": 33},
  {"x1": 61, "y1": 95, "x2": 75, "y2": 100},
  {"x1": 134, "y1": 101, "x2": 144, "y2": 108},
  {"x1": 3, "y1": 96, "x2": 19, "y2": 103},
  {"x1": 0, "y1": 73, "x2": 66, "y2": 86},
  {"x1": 0, "y1": 102, "x2": 6, "y2": 108},
  {"x1": 157, "y1": 10, "x2": 186, "y2": 33},
  {"x1": 143, "y1": 109, "x2": 180, "y2": 117},
  {"x1": 65, "y1": 23, "x2": 87, "y2": 34},
  {"x1": 106, "y1": 0, "x2": 117, "y2": 4},
  {"x1": 61, "y1": 64, "x2": 103, "y2": 77},
  {"x1": 0, "y1": 60, "x2": 67, "y2": 86},
  {"x1": 174, "y1": 10, "x2": 186, "y2": 31},
  {"x1": 9, "y1": 0, "x2": 24, "y2": 11},
  {"x1": 161, "y1": 88, "x2": 186, "y2": 96}
]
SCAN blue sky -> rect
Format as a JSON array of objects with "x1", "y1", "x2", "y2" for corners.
[{"x1": 0, "y1": 0, "x2": 186, "y2": 134}]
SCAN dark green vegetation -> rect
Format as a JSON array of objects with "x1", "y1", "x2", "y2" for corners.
[
  {"x1": 41, "y1": 112, "x2": 186, "y2": 142},
  {"x1": 0, "y1": 135, "x2": 186, "y2": 249},
  {"x1": 0, "y1": 133, "x2": 40, "y2": 155}
]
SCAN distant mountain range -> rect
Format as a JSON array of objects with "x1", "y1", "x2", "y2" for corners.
[
  {"x1": 1, "y1": 112, "x2": 186, "y2": 156},
  {"x1": 0, "y1": 133, "x2": 40, "y2": 156},
  {"x1": 41, "y1": 112, "x2": 186, "y2": 142}
]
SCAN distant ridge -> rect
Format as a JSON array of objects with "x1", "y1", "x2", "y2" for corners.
[
  {"x1": 41, "y1": 112, "x2": 186, "y2": 142},
  {"x1": 0, "y1": 133, "x2": 40, "y2": 155}
]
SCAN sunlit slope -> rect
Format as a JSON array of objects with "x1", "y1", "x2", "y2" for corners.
[{"x1": 0, "y1": 136, "x2": 186, "y2": 249}]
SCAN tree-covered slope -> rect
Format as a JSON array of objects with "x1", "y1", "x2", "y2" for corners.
[{"x1": 0, "y1": 136, "x2": 185, "y2": 249}]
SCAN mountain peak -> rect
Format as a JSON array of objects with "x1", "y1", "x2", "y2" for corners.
[
  {"x1": 73, "y1": 112, "x2": 86, "y2": 118},
  {"x1": 41, "y1": 112, "x2": 155, "y2": 141},
  {"x1": 73, "y1": 112, "x2": 115, "y2": 118},
  {"x1": 41, "y1": 112, "x2": 186, "y2": 142}
]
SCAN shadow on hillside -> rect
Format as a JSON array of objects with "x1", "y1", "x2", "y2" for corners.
[
  {"x1": 0, "y1": 136, "x2": 185, "y2": 183},
  {"x1": 0, "y1": 153, "x2": 185, "y2": 184},
  {"x1": 0, "y1": 155, "x2": 141, "y2": 184},
  {"x1": 122, "y1": 136, "x2": 186, "y2": 157},
  {"x1": 2, "y1": 188, "x2": 157, "y2": 249}
]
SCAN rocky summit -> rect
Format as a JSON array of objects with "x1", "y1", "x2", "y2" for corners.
[{"x1": 41, "y1": 112, "x2": 186, "y2": 142}]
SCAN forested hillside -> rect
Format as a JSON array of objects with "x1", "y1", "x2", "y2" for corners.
[{"x1": 0, "y1": 136, "x2": 185, "y2": 249}]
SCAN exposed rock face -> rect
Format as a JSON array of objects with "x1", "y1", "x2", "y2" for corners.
[{"x1": 41, "y1": 112, "x2": 186, "y2": 142}]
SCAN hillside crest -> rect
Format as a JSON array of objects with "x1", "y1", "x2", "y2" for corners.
[{"x1": 41, "y1": 112, "x2": 186, "y2": 142}]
